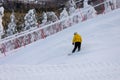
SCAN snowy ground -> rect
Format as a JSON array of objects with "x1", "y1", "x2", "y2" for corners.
[{"x1": 0, "y1": 9, "x2": 120, "y2": 80}]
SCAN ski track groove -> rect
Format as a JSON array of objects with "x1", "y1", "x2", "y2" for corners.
[{"x1": 0, "y1": 62, "x2": 120, "y2": 80}]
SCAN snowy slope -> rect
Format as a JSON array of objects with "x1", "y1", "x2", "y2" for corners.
[{"x1": 0, "y1": 9, "x2": 120, "y2": 80}]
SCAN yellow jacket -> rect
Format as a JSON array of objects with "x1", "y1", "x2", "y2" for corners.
[{"x1": 72, "y1": 33, "x2": 82, "y2": 43}]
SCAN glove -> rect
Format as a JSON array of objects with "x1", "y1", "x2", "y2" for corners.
[{"x1": 72, "y1": 43, "x2": 74, "y2": 45}]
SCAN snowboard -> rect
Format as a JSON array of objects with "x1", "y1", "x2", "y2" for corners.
[{"x1": 68, "y1": 51, "x2": 80, "y2": 56}]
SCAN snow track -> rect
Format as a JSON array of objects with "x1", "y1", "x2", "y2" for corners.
[{"x1": 0, "y1": 62, "x2": 120, "y2": 80}]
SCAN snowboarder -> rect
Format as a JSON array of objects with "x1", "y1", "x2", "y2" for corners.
[{"x1": 72, "y1": 32, "x2": 82, "y2": 53}]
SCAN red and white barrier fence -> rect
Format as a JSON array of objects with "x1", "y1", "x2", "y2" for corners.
[{"x1": 0, "y1": 0, "x2": 120, "y2": 56}]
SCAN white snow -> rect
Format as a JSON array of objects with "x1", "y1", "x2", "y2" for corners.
[{"x1": 0, "y1": 9, "x2": 120, "y2": 80}]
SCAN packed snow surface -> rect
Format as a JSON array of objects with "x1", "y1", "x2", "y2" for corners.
[{"x1": 0, "y1": 9, "x2": 120, "y2": 80}]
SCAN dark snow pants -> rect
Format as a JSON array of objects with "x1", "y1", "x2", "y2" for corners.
[{"x1": 72, "y1": 42, "x2": 81, "y2": 53}]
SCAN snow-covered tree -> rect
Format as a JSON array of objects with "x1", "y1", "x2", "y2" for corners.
[
  {"x1": 113, "y1": 0, "x2": 117, "y2": 9},
  {"x1": 83, "y1": 0, "x2": 97, "y2": 19},
  {"x1": 24, "y1": 9, "x2": 37, "y2": 30},
  {"x1": 104, "y1": 0, "x2": 112, "y2": 13},
  {"x1": 74, "y1": 8, "x2": 83, "y2": 22},
  {"x1": 65, "y1": 0, "x2": 77, "y2": 25},
  {"x1": 43, "y1": 11, "x2": 58, "y2": 36},
  {"x1": 104, "y1": 0, "x2": 117, "y2": 12},
  {"x1": 60, "y1": 8, "x2": 69, "y2": 19},
  {"x1": 6, "y1": 11, "x2": 17, "y2": 36},
  {"x1": 47, "y1": 11, "x2": 58, "y2": 23},
  {"x1": 83, "y1": 0, "x2": 89, "y2": 7},
  {"x1": 59, "y1": 8, "x2": 69, "y2": 29},
  {"x1": 116, "y1": 0, "x2": 120, "y2": 8},
  {"x1": 67, "y1": 0, "x2": 76, "y2": 15},
  {"x1": 0, "y1": 6, "x2": 4, "y2": 39},
  {"x1": 41, "y1": 12, "x2": 47, "y2": 26}
]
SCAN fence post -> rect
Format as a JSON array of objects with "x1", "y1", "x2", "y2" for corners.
[
  {"x1": 40, "y1": 29, "x2": 45, "y2": 39},
  {"x1": 1, "y1": 43, "x2": 6, "y2": 56}
]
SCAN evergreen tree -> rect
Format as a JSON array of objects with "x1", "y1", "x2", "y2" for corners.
[
  {"x1": 59, "y1": 8, "x2": 69, "y2": 29},
  {"x1": 60, "y1": 8, "x2": 69, "y2": 19},
  {"x1": 104, "y1": 0, "x2": 112, "y2": 13},
  {"x1": 66, "y1": 0, "x2": 76, "y2": 15},
  {"x1": 41, "y1": 12, "x2": 47, "y2": 26},
  {"x1": 24, "y1": 9, "x2": 37, "y2": 30},
  {"x1": 47, "y1": 11, "x2": 58, "y2": 23},
  {"x1": 0, "y1": 6, "x2": 4, "y2": 39},
  {"x1": 6, "y1": 11, "x2": 17, "y2": 36},
  {"x1": 83, "y1": 0, "x2": 97, "y2": 19}
]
